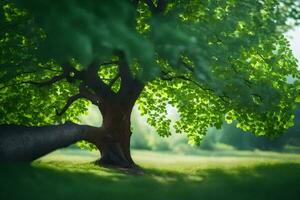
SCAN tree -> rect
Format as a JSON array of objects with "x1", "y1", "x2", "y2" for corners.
[{"x1": 0, "y1": 0, "x2": 300, "y2": 168}]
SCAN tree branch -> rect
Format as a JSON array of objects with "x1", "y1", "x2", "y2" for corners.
[
  {"x1": 81, "y1": 61, "x2": 116, "y2": 100},
  {"x1": 56, "y1": 83, "x2": 101, "y2": 116},
  {"x1": 117, "y1": 51, "x2": 133, "y2": 83},
  {"x1": 108, "y1": 72, "x2": 120, "y2": 88},
  {"x1": 116, "y1": 51, "x2": 140, "y2": 97},
  {"x1": 10, "y1": 62, "x2": 75, "y2": 88},
  {"x1": 24, "y1": 74, "x2": 66, "y2": 87},
  {"x1": 160, "y1": 71, "x2": 213, "y2": 92},
  {"x1": 160, "y1": 71, "x2": 230, "y2": 103},
  {"x1": 0, "y1": 73, "x2": 66, "y2": 90},
  {"x1": 79, "y1": 83, "x2": 100, "y2": 105},
  {"x1": 56, "y1": 94, "x2": 83, "y2": 116}
]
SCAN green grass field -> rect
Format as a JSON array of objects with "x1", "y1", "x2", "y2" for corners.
[{"x1": 1, "y1": 149, "x2": 300, "y2": 200}]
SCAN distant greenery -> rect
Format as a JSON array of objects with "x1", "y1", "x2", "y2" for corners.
[
  {"x1": 79, "y1": 104, "x2": 300, "y2": 153},
  {"x1": 1, "y1": 149, "x2": 300, "y2": 200},
  {"x1": 132, "y1": 106, "x2": 300, "y2": 152}
]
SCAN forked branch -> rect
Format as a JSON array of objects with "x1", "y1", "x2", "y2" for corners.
[
  {"x1": 56, "y1": 83, "x2": 100, "y2": 116},
  {"x1": 56, "y1": 94, "x2": 83, "y2": 116}
]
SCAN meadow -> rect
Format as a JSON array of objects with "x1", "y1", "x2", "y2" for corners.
[{"x1": 1, "y1": 149, "x2": 300, "y2": 200}]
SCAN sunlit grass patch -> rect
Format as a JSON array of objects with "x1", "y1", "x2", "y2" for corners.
[{"x1": 1, "y1": 149, "x2": 300, "y2": 200}]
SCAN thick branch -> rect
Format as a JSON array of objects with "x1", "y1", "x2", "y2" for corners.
[
  {"x1": 0, "y1": 122, "x2": 103, "y2": 162},
  {"x1": 117, "y1": 52, "x2": 133, "y2": 83},
  {"x1": 116, "y1": 51, "x2": 144, "y2": 99},
  {"x1": 79, "y1": 84, "x2": 100, "y2": 105},
  {"x1": 77, "y1": 61, "x2": 117, "y2": 100}
]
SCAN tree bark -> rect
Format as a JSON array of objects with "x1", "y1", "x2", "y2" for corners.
[
  {"x1": 0, "y1": 122, "x2": 99, "y2": 162},
  {"x1": 92, "y1": 101, "x2": 136, "y2": 168}
]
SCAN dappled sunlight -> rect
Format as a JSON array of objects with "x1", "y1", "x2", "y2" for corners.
[
  {"x1": 39, "y1": 149, "x2": 300, "y2": 171},
  {"x1": 2, "y1": 150, "x2": 300, "y2": 200}
]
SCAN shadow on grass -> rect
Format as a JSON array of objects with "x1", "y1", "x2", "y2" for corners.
[{"x1": 0, "y1": 162, "x2": 299, "y2": 200}]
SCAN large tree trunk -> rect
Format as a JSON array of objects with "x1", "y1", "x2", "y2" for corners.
[
  {"x1": 92, "y1": 102, "x2": 135, "y2": 168},
  {"x1": 0, "y1": 122, "x2": 99, "y2": 162}
]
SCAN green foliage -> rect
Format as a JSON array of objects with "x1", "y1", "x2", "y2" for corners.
[
  {"x1": 0, "y1": 3, "x2": 88, "y2": 125},
  {"x1": 136, "y1": 0, "x2": 300, "y2": 143},
  {"x1": 12, "y1": 0, "x2": 159, "y2": 79},
  {"x1": 0, "y1": 0, "x2": 299, "y2": 146}
]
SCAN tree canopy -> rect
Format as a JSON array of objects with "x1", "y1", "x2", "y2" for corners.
[{"x1": 1, "y1": 0, "x2": 300, "y2": 146}]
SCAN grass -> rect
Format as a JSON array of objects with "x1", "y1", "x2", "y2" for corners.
[{"x1": 1, "y1": 149, "x2": 300, "y2": 200}]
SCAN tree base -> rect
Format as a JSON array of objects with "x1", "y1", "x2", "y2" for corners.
[{"x1": 94, "y1": 159, "x2": 144, "y2": 175}]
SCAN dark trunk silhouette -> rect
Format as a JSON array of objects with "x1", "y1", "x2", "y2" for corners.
[{"x1": 0, "y1": 122, "x2": 99, "y2": 162}]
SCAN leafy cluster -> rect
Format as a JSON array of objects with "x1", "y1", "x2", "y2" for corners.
[
  {"x1": 137, "y1": 0, "x2": 300, "y2": 143},
  {"x1": 0, "y1": 3, "x2": 88, "y2": 125}
]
